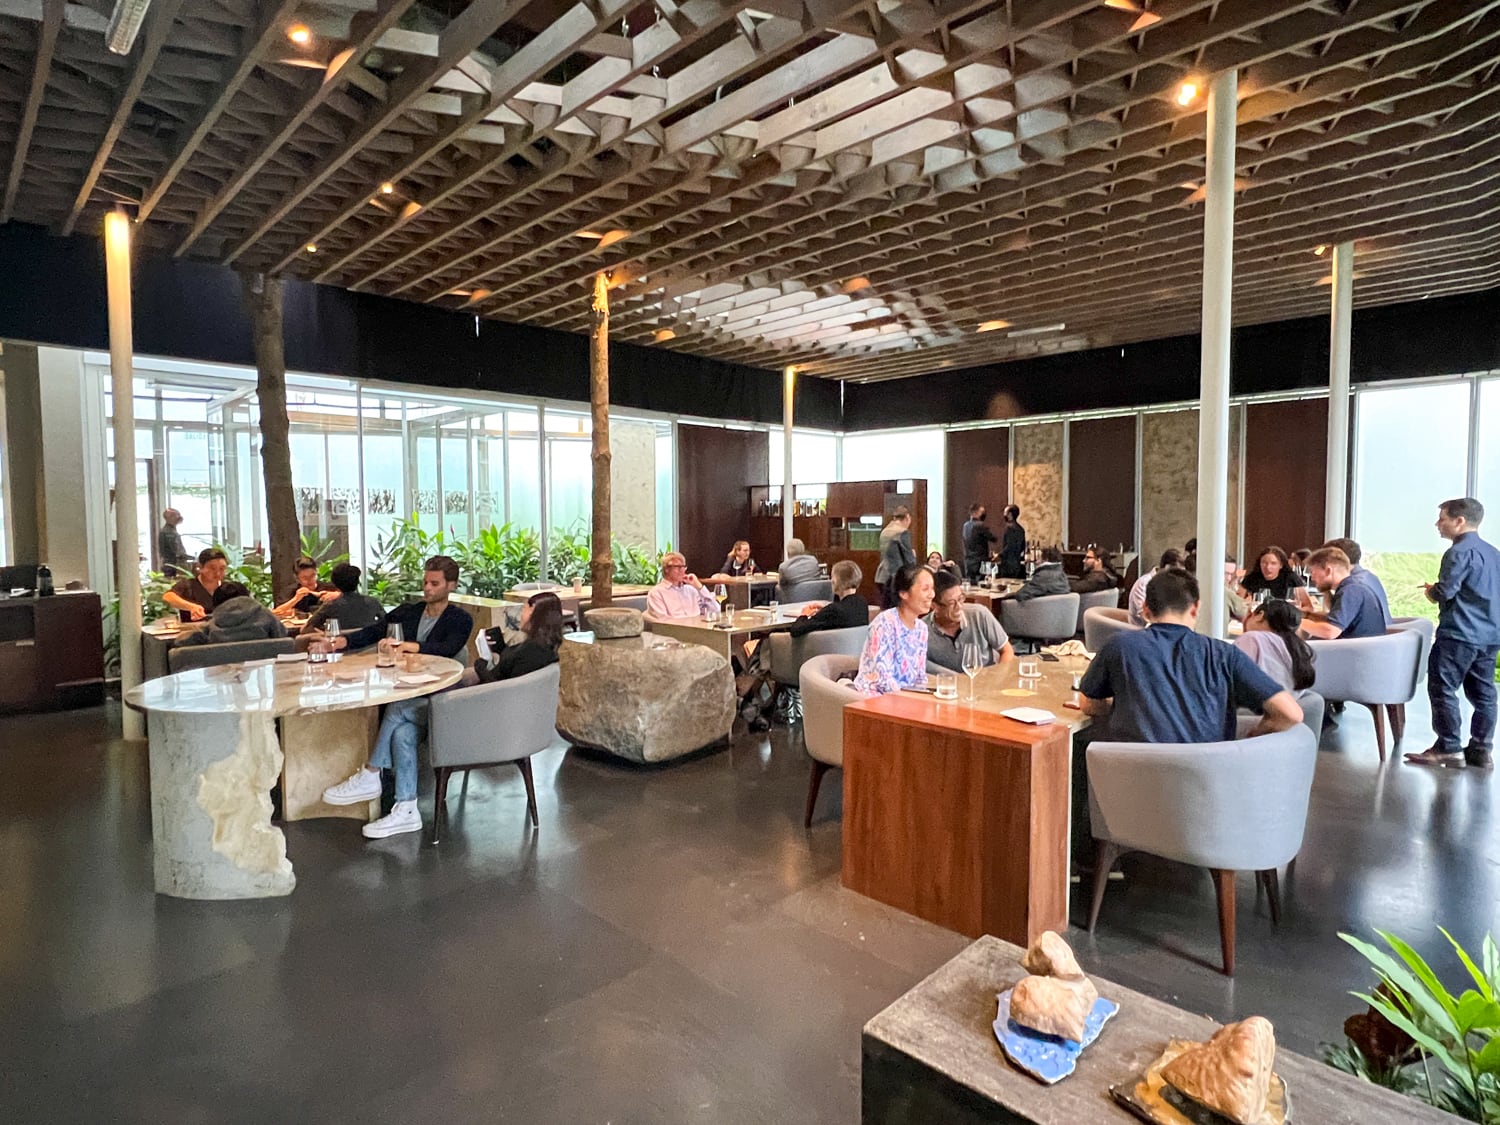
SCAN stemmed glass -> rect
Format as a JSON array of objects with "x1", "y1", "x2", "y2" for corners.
[
  {"x1": 324, "y1": 617, "x2": 341, "y2": 663},
  {"x1": 714, "y1": 583, "x2": 729, "y2": 624},
  {"x1": 961, "y1": 642, "x2": 983, "y2": 703},
  {"x1": 377, "y1": 622, "x2": 403, "y2": 668}
]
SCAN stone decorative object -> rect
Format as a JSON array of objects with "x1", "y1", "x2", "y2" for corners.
[
  {"x1": 1008, "y1": 931, "x2": 1098, "y2": 1044},
  {"x1": 1022, "y1": 929, "x2": 1084, "y2": 978},
  {"x1": 126, "y1": 651, "x2": 464, "y2": 899},
  {"x1": 555, "y1": 634, "x2": 734, "y2": 763},
  {"x1": 584, "y1": 607, "x2": 644, "y2": 639},
  {"x1": 1159, "y1": 1016, "x2": 1278, "y2": 1124},
  {"x1": 993, "y1": 988, "x2": 1120, "y2": 1086}
]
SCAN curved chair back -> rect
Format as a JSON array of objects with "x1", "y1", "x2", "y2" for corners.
[
  {"x1": 768, "y1": 625, "x2": 869, "y2": 688},
  {"x1": 1309, "y1": 628, "x2": 1422, "y2": 706},
  {"x1": 1083, "y1": 607, "x2": 1139, "y2": 653},
  {"x1": 779, "y1": 577, "x2": 834, "y2": 603},
  {"x1": 1076, "y1": 589, "x2": 1122, "y2": 634},
  {"x1": 1235, "y1": 688, "x2": 1324, "y2": 745},
  {"x1": 1087, "y1": 724, "x2": 1317, "y2": 872},
  {"x1": 429, "y1": 663, "x2": 561, "y2": 767},
  {"x1": 167, "y1": 638, "x2": 294, "y2": 673},
  {"x1": 1000, "y1": 592, "x2": 1080, "y2": 644},
  {"x1": 1391, "y1": 616, "x2": 1436, "y2": 682},
  {"x1": 800, "y1": 654, "x2": 862, "y2": 768}
]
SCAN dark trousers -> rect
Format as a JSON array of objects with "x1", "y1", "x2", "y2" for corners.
[{"x1": 1427, "y1": 636, "x2": 1500, "y2": 755}]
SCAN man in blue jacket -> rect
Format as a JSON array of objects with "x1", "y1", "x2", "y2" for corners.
[
  {"x1": 1408, "y1": 498, "x2": 1500, "y2": 770},
  {"x1": 322, "y1": 555, "x2": 473, "y2": 837}
]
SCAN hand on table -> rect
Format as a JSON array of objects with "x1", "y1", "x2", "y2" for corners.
[
  {"x1": 797, "y1": 604, "x2": 824, "y2": 617},
  {"x1": 186, "y1": 604, "x2": 206, "y2": 621},
  {"x1": 397, "y1": 641, "x2": 421, "y2": 654}
]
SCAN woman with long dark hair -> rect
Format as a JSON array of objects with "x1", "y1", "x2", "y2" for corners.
[
  {"x1": 855, "y1": 562, "x2": 934, "y2": 694},
  {"x1": 1235, "y1": 598, "x2": 1316, "y2": 692},
  {"x1": 477, "y1": 590, "x2": 565, "y2": 682},
  {"x1": 1237, "y1": 545, "x2": 1305, "y2": 601}
]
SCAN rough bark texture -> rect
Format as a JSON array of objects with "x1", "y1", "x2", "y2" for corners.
[
  {"x1": 241, "y1": 272, "x2": 300, "y2": 600},
  {"x1": 589, "y1": 272, "x2": 613, "y2": 606}
]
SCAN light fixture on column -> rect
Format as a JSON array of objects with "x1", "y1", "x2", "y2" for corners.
[
  {"x1": 1313, "y1": 244, "x2": 1329, "y2": 256},
  {"x1": 106, "y1": 0, "x2": 152, "y2": 54}
]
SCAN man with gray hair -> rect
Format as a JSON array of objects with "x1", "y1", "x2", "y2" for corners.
[
  {"x1": 646, "y1": 551, "x2": 719, "y2": 620},
  {"x1": 778, "y1": 538, "x2": 821, "y2": 586}
]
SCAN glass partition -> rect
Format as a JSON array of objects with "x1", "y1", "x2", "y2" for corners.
[{"x1": 841, "y1": 428, "x2": 945, "y2": 554}]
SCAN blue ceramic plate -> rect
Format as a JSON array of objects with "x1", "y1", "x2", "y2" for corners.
[{"x1": 993, "y1": 987, "x2": 1120, "y2": 1085}]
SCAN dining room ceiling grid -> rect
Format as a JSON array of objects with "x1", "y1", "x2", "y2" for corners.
[{"x1": 0, "y1": 0, "x2": 1496, "y2": 381}]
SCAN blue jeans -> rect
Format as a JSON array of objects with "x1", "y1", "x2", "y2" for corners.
[
  {"x1": 370, "y1": 698, "x2": 428, "y2": 801},
  {"x1": 1427, "y1": 637, "x2": 1500, "y2": 755}
]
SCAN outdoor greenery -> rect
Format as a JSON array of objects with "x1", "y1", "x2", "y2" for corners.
[
  {"x1": 1327, "y1": 928, "x2": 1500, "y2": 1123},
  {"x1": 1363, "y1": 552, "x2": 1442, "y2": 622}
]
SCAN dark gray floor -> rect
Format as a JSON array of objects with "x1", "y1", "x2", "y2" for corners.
[{"x1": 2, "y1": 692, "x2": 1495, "y2": 1122}]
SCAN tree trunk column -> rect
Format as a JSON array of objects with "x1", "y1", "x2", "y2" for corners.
[
  {"x1": 589, "y1": 272, "x2": 613, "y2": 607},
  {"x1": 241, "y1": 273, "x2": 300, "y2": 600}
]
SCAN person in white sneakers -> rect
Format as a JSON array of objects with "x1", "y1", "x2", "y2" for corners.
[{"x1": 322, "y1": 555, "x2": 473, "y2": 838}]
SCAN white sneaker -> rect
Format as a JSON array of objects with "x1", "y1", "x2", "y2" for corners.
[
  {"x1": 323, "y1": 768, "x2": 382, "y2": 805},
  {"x1": 362, "y1": 800, "x2": 422, "y2": 839}
]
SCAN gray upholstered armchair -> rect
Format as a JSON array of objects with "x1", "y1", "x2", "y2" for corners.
[
  {"x1": 1308, "y1": 628, "x2": 1422, "y2": 760},
  {"x1": 1086, "y1": 723, "x2": 1317, "y2": 975},
  {"x1": 1082, "y1": 606, "x2": 1140, "y2": 653},
  {"x1": 167, "y1": 638, "x2": 295, "y2": 673},
  {"x1": 766, "y1": 624, "x2": 868, "y2": 720},
  {"x1": 1000, "y1": 592, "x2": 1080, "y2": 649},
  {"x1": 1075, "y1": 588, "x2": 1121, "y2": 634},
  {"x1": 799, "y1": 653, "x2": 861, "y2": 826},
  {"x1": 778, "y1": 577, "x2": 833, "y2": 603},
  {"x1": 427, "y1": 663, "x2": 561, "y2": 842}
]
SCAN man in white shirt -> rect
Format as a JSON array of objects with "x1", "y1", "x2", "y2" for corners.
[
  {"x1": 1128, "y1": 548, "x2": 1184, "y2": 626},
  {"x1": 647, "y1": 551, "x2": 720, "y2": 620}
]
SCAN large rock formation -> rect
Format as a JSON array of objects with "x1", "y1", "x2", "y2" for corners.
[{"x1": 556, "y1": 632, "x2": 734, "y2": 763}]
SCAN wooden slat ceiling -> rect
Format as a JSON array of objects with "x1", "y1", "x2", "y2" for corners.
[{"x1": 2, "y1": 0, "x2": 1497, "y2": 382}]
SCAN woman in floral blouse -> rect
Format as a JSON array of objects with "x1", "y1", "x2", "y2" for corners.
[{"x1": 856, "y1": 562, "x2": 935, "y2": 693}]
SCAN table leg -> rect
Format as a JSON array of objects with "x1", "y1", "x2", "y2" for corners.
[{"x1": 281, "y1": 709, "x2": 380, "y2": 821}]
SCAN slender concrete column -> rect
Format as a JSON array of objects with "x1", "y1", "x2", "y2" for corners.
[
  {"x1": 1195, "y1": 69, "x2": 1237, "y2": 637},
  {"x1": 783, "y1": 365, "x2": 796, "y2": 547},
  {"x1": 105, "y1": 209, "x2": 144, "y2": 740},
  {"x1": 1325, "y1": 240, "x2": 1354, "y2": 540}
]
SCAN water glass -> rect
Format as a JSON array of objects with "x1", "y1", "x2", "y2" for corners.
[
  {"x1": 573, "y1": 577, "x2": 583, "y2": 594},
  {"x1": 768, "y1": 599, "x2": 779, "y2": 619},
  {"x1": 1018, "y1": 657, "x2": 1040, "y2": 679},
  {"x1": 934, "y1": 671, "x2": 958, "y2": 700}
]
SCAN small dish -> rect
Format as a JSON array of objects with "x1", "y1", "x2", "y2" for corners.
[{"x1": 993, "y1": 987, "x2": 1120, "y2": 1084}]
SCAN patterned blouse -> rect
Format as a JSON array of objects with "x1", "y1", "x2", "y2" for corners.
[{"x1": 855, "y1": 609, "x2": 930, "y2": 694}]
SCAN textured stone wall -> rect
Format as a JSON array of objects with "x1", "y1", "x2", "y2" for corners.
[
  {"x1": 1139, "y1": 406, "x2": 1243, "y2": 567},
  {"x1": 1012, "y1": 422, "x2": 1064, "y2": 546},
  {"x1": 611, "y1": 417, "x2": 657, "y2": 550}
]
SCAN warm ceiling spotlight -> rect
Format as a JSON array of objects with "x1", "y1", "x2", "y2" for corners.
[
  {"x1": 576, "y1": 229, "x2": 604, "y2": 239},
  {"x1": 597, "y1": 228, "x2": 631, "y2": 249},
  {"x1": 287, "y1": 23, "x2": 313, "y2": 46},
  {"x1": 379, "y1": 181, "x2": 395, "y2": 195},
  {"x1": 1175, "y1": 79, "x2": 1199, "y2": 107},
  {"x1": 1313, "y1": 244, "x2": 1328, "y2": 256},
  {"x1": 467, "y1": 288, "x2": 492, "y2": 303},
  {"x1": 976, "y1": 319, "x2": 1011, "y2": 333},
  {"x1": 654, "y1": 328, "x2": 677, "y2": 342},
  {"x1": 304, "y1": 242, "x2": 317, "y2": 253},
  {"x1": 840, "y1": 276, "x2": 872, "y2": 294}
]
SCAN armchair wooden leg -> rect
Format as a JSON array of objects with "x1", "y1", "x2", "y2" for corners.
[
  {"x1": 1087, "y1": 841, "x2": 1122, "y2": 933},
  {"x1": 1366, "y1": 703, "x2": 1387, "y2": 761},
  {"x1": 1257, "y1": 868, "x2": 1282, "y2": 926},
  {"x1": 515, "y1": 758, "x2": 539, "y2": 828},
  {"x1": 1211, "y1": 869, "x2": 1237, "y2": 976},
  {"x1": 804, "y1": 761, "x2": 831, "y2": 828},
  {"x1": 1387, "y1": 703, "x2": 1406, "y2": 741},
  {"x1": 433, "y1": 766, "x2": 451, "y2": 844}
]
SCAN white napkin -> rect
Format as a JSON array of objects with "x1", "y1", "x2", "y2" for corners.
[{"x1": 1042, "y1": 640, "x2": 1091, "y2": 658}]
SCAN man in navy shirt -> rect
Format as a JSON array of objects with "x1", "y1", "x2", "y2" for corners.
[
  {"x1": 1323, "y1": 537, "x2": 1393, "y2": 625},
  {"x1": 1301, "y1": 546, "x2": 1387, "y2": 640},
  {"x1": 1408, "y1": 498, "x2": 1500, "y2": 770},
  {"x1": 1079, "y1": 568, "x2": 1302, "y2": 743}
]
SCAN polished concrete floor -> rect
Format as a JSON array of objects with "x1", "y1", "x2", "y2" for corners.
[{"x1": 2, "y1": 692, "x2": 1495, "y2": 1122}]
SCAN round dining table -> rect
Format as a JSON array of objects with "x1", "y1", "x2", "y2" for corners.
[{"x1": 125, "y1": 649, "x2": 463, "y2": 900}]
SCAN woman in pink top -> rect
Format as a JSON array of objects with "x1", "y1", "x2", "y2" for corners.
[
  {"x1": 1234, "y1": 598, "x2": 1317, "y2": 693},
  {"x1": 856, "y1": 563, "x2": 935, "y2": 694}
]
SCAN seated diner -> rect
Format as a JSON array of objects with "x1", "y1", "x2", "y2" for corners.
[
  {"x1": 787, "y1": 560, "x2": 868, "y2": 636},
  {"x1": 925, "y1": 569, "x2": 1013, "y2": 672},
  {"x1": 646, "y1": 551, "x2": 721, "y2": 620},
  {"x1": 855, "y1": 562, "x2": 933, "y2": 694},
  {"x1": 161, "y1": 547, "x2": 250, "y2": 621},
  {"x1": 272, "y1": 557, "x2": 335, "y2": 618}
]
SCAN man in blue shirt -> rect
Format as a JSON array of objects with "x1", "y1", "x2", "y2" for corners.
[
  {"x1": 1407, "y1": 498, "x2": 1500, "y2": 770},
  {"x1": 1301, "y1": 546, "x2": 1387, "y2": 640},
  {"x1": 1323, "y1": 537, "x2": 1393, "y2": 625}
]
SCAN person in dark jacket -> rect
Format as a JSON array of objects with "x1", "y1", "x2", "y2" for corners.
[
  {"x1": 998, "y1": 505, "x2": 1026, "y2": 578},
  {"x1": 302, "y1": 563, "x2": 386, "y2": 650},
  {"x1": 788, "y1": 561, "x2": 869, "y2": 636},
  {"x1": 1068, "y1": 547, "x2": 1119, "y2": 594},
  {"x1": 962, "y1": 503, "x2": 997, "y2": 580},
  {"x1": 477, "y1": 590, "x2": 564, "y2": 682},
  {"x1": 175, "y1": 595, "x2": 287, "y2": 646},
  {"x1": 874, "y1": 507, "x2": 917, "y2": 607},
  {"x1": 322, "y1": 555, "x2": 474, "y2": 840},
  {"x1": 1003, "y1": 546, "x2": 1070, "y2": 602}
]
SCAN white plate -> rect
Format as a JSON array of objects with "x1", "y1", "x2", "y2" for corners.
[
  {"x1": 1001, "y1": 706, "x2": 1057, "y2": 725},
  {"x1": 397, "y1": 672, "x2": 440, "y2": 685}
]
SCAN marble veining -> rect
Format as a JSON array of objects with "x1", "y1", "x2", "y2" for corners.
[
  {"x1": 1013, "y1": 422, "x2": 1064, "y2": 546},
  {"x1": 198, "y1": 712, "x2": 291, "y2": 880}
]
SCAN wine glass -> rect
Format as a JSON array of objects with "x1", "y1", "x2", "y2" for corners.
[
  {"x1": 714, "y1": 583, "x2": 729, "y2": 620},
  {"x1": 324, "y1": 618, "x2": 341, "y2": 662},
  {"x1": 377, "y1": 622, "x2": 403, "y2": 668},
  {"x1": 961, "y1": 642, "x2": 983, "y2": 703}
]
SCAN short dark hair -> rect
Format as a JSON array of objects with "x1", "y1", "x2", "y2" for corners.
[
  {"x1": 1158, "y1": 547, "x2": 1184, "y2": 569},
  {"x1": 424, "y1": 554, "x2": 460, "y2": 584},
  {"x1": 197, "y1": 547, "x2": 227, "y2": 567},
  {"x1": 932, "y1": 568, "x2": 963, "y2": 600},
  {"x1": 1184, "y1": 537, "x2": 1197, "y2": 554},
  {"x1": 892, "y1": 561, "x2": 929, "y2": 599},
  {"x1": 295, "y1": 557, "x2": 317, "y2": 573},
  {"x1": 1004, "y1": 504, "x2": 1020, "y2": 520},
  {"x1": 1145, "y1": 567, "x2": 1199, "y2": 617},
  {"x1": 329, "y1": 563, "x2": 361, "y2": 594},
  {"x1": 891, "y1": 505, "x2": 911, "y2": 522},
  {"x1": 1440, "y1": 497, "x2": 1485, "y2": 526},
  {"x1": 1322, "y1": 537, "x2": 1362, "y2": 566},
  {"x1": 1041, "y1": 546, "x2": 1062, "y2": 563},
  {"x1": 969, "y1": 502, "x2": 983, "y2": 515}
]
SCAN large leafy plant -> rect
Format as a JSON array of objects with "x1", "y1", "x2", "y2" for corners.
[{"x1": 1333, "y1": 928, "x2": 1500, "y2": 1122}]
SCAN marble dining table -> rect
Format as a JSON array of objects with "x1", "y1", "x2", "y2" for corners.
[{"x1": 125, "y1": 649, "x2": 463, "y2": 900}]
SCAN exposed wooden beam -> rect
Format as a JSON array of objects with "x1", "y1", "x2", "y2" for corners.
[{"x1": 1, "y1": 0, "x2": 64, "y2": 223}]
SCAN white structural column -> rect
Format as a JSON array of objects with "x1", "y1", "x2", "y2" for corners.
[
  {"x1": 1194, "y1": 69, "x2": 1238, "y2": 638},
  {"x1": 1325, "y1": 240, "x2": 1355, "y2": 540},
  {"x1": 105, "y1": 209, "x2": 144, "y2": 740},
  {"x1": 783, "y1": 365, "x2": 796, "y2": 546}
]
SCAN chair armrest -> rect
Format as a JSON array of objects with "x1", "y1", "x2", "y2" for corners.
[{"x1": 428, "y1": 665, "x2": 560, "y2": 767}]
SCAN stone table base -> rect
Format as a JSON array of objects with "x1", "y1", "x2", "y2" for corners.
[{"x1": 281, "y1": 709, "x2": 379, "y2": 821}]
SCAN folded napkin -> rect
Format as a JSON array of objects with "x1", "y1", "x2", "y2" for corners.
[{"x1": 1042, "y1": 640, "x2": 1090, "y2": 658}]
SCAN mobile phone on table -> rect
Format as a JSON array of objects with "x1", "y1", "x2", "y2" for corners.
[{"x1": 1039, "y1": 652, "x2": 1060, "y2": 662}]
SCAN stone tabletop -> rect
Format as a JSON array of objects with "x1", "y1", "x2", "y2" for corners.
[{"x1": 124, "y1": 649, "x2": 464, "y2": 716}]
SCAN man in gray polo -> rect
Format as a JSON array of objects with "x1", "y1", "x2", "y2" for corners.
[{"x1": 926, "y1": 568, "x2": 1014, "y2": 672}]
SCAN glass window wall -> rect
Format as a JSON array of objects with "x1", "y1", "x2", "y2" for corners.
[{"x1": 841, "y1": 428, "x2": 945, "y2": 555}]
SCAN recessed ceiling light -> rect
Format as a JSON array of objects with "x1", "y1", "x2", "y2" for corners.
[
  {"x1": 576, "y1": 230, "x2": 604, "y2": 239},
  {"x1": 304, "y1": 242, "x2": 317, "y2": 253},
  {"x1": 1313, "y1": 244, "x2": 1328, "y2": 256},
  {"x1": 977, "y1": 320, "x2": 1011, "y2": 333},
  {"x1": 379, "y1": 181, "x2": 395, "y2": 195},
  {"x1": 287, "y1": 23, "x2": 312, "y2": 46},
  {"x1": 1175, "y1": 79, "x2": 1199, "y2": 107},
  {"x1": 841, "y1": 276, "x2": 872, "y2": 294},
  {"x1": 597, "y1": 229, "x2": 631, "y2": 249},
  {"x1": 654, "y1": 329, "x2": 677, "y2": 342},
  {"x1": 1008, "y1": 323, "x2": 1066, "y2": 338},
  {"x1": 467, "y1": 288, "x2": 492, "y2": 302}
]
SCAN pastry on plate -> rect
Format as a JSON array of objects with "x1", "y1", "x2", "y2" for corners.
[{"x1": 1160, "y1": 1015, "x2": 1277, "y2": 1125}]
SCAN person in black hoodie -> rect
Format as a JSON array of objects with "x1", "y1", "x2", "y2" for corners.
[
  {"x1": 175, "y1": 595, "x2": 287, "y2": 646},
  {"x1": 476, "y1": 591, "x2": 564, "y2": 682}
]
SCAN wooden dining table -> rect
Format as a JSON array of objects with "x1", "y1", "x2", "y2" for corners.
[
  {"x1": 841, "y1": 654, "x2": 1091, "y2": 946},
  {"x1": 645, "y1": 602, "x2": 820, "y2": 663}
]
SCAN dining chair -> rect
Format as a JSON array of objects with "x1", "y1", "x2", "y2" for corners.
[
  {"x1": 1075, "y1": 589, "x2": 1121, "y2": 635},
  {"x1": 766, "y1": 625, "x2": 869, "y2": 721},
  {"x1": 778, "y1": 577, "x2": 834, "y2": 603},
  {"x1": 1086, "y1": 723, "x2": 1317, "y2": 975},
  {"x1": 1389, "y1": 616, "x2": 1436, "y2": 739},
  {"x1": 427, "y1": 663, "x2": 561, "y2": 843},
  {"x1": 999, "y1": 592, "x2": 1080, "y2": 650},
  {"x1": 166, "y1": 638, "x2": 295, "y2": 673},
  {"x1": 1082, "y1": 606, "x2": 1140, "y2": 653},
  {"x1": 799, "y1": 653, "x2": 861, "y2": 826},
  {"x1": 1308, "y1": 628, "x2": 1422, "y2": 759}
]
